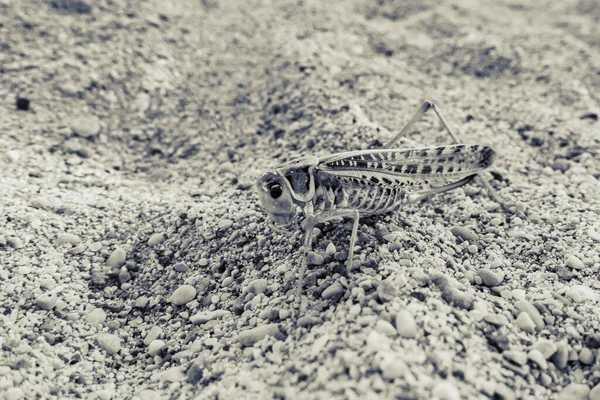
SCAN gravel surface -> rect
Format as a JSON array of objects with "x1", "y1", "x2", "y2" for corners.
[{"x1": 1, "y1": 0, "x2": 600, "y2": 399}]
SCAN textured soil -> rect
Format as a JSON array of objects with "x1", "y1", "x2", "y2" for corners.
[{"x1": 1, "y1": 0, "x2": 600, "y2": 399}]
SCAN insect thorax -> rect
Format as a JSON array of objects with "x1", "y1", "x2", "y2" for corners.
[{"x1": 275, "y1": 156, "x2": 320, "y2": 204}]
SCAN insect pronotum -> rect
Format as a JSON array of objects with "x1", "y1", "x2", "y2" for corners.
[{"x1": 256, "y1": 101, "x2": 499, "y2": 311}]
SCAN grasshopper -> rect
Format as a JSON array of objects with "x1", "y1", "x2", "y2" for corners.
[{"x1": 256, "y1": 101, "x2": 498, "y2": 310}]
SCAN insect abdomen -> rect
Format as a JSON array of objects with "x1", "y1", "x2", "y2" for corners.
[
  {"x1": 345, "y1": 185, "x2": 406, "y2": 215},
  {"x1": 313, "y1": 182, "x2": 407, "y2": 216}
]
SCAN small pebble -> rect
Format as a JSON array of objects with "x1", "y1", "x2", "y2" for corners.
[
  {"x1": 375, "y1": 320, "x2": 397, "y2": 337},
  {"x1": 477, "y1": 269, "x2": 503, "y2": 287},
  {"x1": 395, "y1": 309, "x2": 417, "y2": 338},
  {"x1": 170, "y1": 285, "x2": 197, "y2": 305},
  {"x1": 432, "y1": 381, "x2": 460, "y2": 400},
  {"x1": 218, "y1": 219, "x2": 233, "y2": 230},
  {"x1": 326, "y1": 242, "x2": 336, "y2": 255},
  {"x1": 552, "y1": 158, "x2": 571, "y2": 172},
  {"x1": 16, "y1": 97, "x2": 30, "y2": 111},
  {"x1": 450, "y1": 226, "x2": 478, "y2": 242},
  {"x1": 86, "y1": 308, "x2": 107, "y2": 324},
  {"x1": 589, "y1": 383, "x2": 600, "y2": 400},
  {"x1": 134, "y1": 296, "x2": 149, "y2": 308},
  {"x1": 565, "y1": 255, "x2": 585, "y2": 270},
  {"x1": 377, "y1": 279, "x2": 398, "y2": 302},
  {"x1": 189, "y1": 310, "x2": 230, "y2": 325},
  {"x1": 494, "y1": 383, "x2": 515, "y2": 400},
  {"x1": 441, "y1": 287, "x2": 474, "y2": 310},
  {"x1": 515, "y1": 300, "x2": 544, "y2": 331},
  {"x1": 533, "y1": 338, "x2": 557, "y2": 359},
  {"x1": 569, "y1": 348, "x2": 580, "y2": 361},
  {"x1": 36, "y1": 294, "x2": 57, "y2": 310},
  {"x1": 296, "y1": 315, "x2": 322, "y2": 327},
  {"x1": 579, "y1": 348, "x2": 594, "y2": 364},
  {"x1": 279, "y1": 309, "x2": 291, "y2": 320},
  {"x1": 4, "y1": 387, "x2": 25, "y2": 400},
  {"x1": 247, "y1": 278, "x2": 268, "y2": 295},
  {"x1": 56, "y1": 233, "x2": 81, "y2": 245},
  {"x1": 503, "y1": 350, "x2": 527, "y2": 365},
  {"x1": 173, "y1": 263, "x2": 188, "y2": 272},
  {"x1": 527, "y1": 349, "x2": 547, "y2": 369},
  {"x1": 322, "y1": 282, "x2": 344, "y2": 299},
  {"x1": 148, "y1": 340, "x2": 166, "y2": 356},
  {"x1": 147, "y1": 233, "x2": 165, "y2": 246},
  {"x1": 511, "y1": 289, "x2": 526, "y2": 300},
  {"x1": 556, "y1": 383, "x2": 590, "y2": 400},
  {"x1": 7, "y1": 237, "x2": 25, "y2": 249},
  {"x1": 566, "y1": 285, "x2": 596, "y2": 303},
  {"x1": 106, "y1": 248, "x2": 127, "y2": 268},
  {"x1": 135, "y1": 92, "x2": 151, "y2": 112},
  {"x1": 5, "y1": 150, "x2": 20, "y2": 163},
  {"x1": 551, "y1": 342, "x2": 569, "y2": 369},
  {"x1": 306, "y1": 251, "x2": 324, "y2": 265},
  {"x1": 118, "y1": 270, "x2": 131, "y2": 284},
  {"x1": 515, "y1": 312, "x2": 536, "y2": 333},
  {"x1": 144, "y1": 326, "x2": 162, "y2": 346},
  {"x1": 89, "y1": 242, "x2": 102, "y2": 252},
  {"x1": 72, "y1": 114, "x2": 101, "y2": 138},
  {"x1": 238, "y1": 324, "x2": 283, "y2": 347},
  {"x1": 380, "y1": 357, "x2": 408, "y2": 380},
  {"x1": 467, "y1": 244, "x2": 478, "y2": 253},
  {"x1": 161, "y1": 366, "x2": 185, "y2": 383},
  {"x1": 96, "y1": 333, "x2": 121, "y2": 355},
  {"x1": 67, "y1": 244, "x2": 86, "y2": 255},
  {"x1": 483, "y1": 313, "x2": 507, "y2": 327},
  {"x1": 540, "y1": 373, "x2": 553, "y2": 387}
]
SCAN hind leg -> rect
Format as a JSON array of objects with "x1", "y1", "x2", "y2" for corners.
[{"x1": 385, "y1": 101, "x2": 507, "y2": 209}]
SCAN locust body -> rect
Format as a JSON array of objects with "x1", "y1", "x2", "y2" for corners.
[
  {"x1": 255, "y1": 101, "x2": 499, "y2": 310},
  {"x1": 257, "y1": 144, "x2": 495, "y2": 226}
]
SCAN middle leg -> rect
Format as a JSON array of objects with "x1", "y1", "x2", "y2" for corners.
[{"x1": 295, "y1": 208, "x2": 360, "y2": 315}]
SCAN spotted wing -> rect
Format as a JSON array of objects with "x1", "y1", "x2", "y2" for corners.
[{"x1": 316, "y1": 144, "x2": 495, "y2": 190}]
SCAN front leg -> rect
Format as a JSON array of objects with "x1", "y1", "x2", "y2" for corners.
[
  {"x1": 309, "y1": 208, "x2": 362, "y2": 271},
  {"x1": 295, "y1": 205, "x2": 316, "y2": 313},
  {"x1": 295, "y1": 208, "x2": 361, "y2": 315}
]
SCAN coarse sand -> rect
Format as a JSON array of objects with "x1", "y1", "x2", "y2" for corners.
[{"x1": 1, "y1": 0, "x2": 600, "y2": 399}]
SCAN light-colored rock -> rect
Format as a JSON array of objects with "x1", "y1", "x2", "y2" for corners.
[
  {"x1": 432, "y1": 381, "x2": 461, "y2": 400},
  {"x1": 515, "y1": 300, "x2": 544, "y2": 331},
  {"x1": 395, "y1": 309, "x2": 417, "y2": 338},
  {"x1": 556, "y1": 383, "x2": 589, "y2": 400},
  {"x1": 147, "y1": 233, "x2": 165, "y2": 246},
  {"x1": 170, "y1": 285, "x2": 197, "y2": 305},
  {"x1": 238, "y1": 324, "x2": 282, "y2": 347},
  {"x1": 565, "y1": 255, "x2": 585, "y2": 270},
  {"x1": 375, "y1": 320, "x2": 397, "y2": 337},
  {"x1": 144, "y1": 326, "x2": 162, "y2": 346},
  {"x1": 515, "y1": 312, "x2": 536, "y2": 333},
  {"x1": 72, "y1": 114, "x2": 101, "y2": 137},
  {"x1": 106, "y1": 248, "x2": 126, "y2": 268},
  {"x1": 527, "y1": 349, "x2": 547, "y2": 369},
  {"x1": 322, "y1": 282, "x2": 344, "y2": 299},
  {"x1": 148, "y1": 339, "x2": 166, "y2": 356},
  {"x1": 86, "y1": 308, "x2": 107, "y2": 324},
  {"x1": 96, "y1": 333, "x2": 121, "y2": 355},
  {"x1": 533, "y1": 338, "x2": 557, "y2": 359}
]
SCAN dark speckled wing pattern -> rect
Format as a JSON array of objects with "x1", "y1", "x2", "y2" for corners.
[{"x1": 316, "y1": 144, "x2": 495, "y2": 191}]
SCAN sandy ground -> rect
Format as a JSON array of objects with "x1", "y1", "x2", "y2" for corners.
[{"x1": 1, "y1": 0, "x2": 600, "y2": 399}]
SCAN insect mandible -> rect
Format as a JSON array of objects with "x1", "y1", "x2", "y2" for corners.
[{"x1": 256, "y1": 101, "x2": 499, "y2": 311}]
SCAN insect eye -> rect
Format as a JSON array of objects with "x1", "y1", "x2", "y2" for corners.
[{"x1": 269, "y1": 183, "x2": 283, "y2": 199}]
